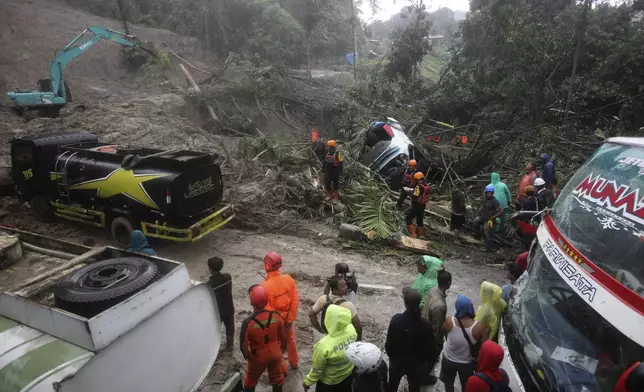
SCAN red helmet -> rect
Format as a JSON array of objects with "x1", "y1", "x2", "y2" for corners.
[
  {"x1": 264, "y1": 251, "x2": 283, "y2": 271},
  {"x1": 249, "y1": 285, "x2": 268, "y2": 309}
]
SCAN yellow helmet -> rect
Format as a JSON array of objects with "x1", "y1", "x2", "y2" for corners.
[
  {"x1": 413, "y1": 172, "x2": 425, "y2": 181},
  {"x1": 409, "y1": 159, "x2": 417, "y2": 167},
  {"x1": 327, "y1": 140, "x2": 337, "y2": 148}
]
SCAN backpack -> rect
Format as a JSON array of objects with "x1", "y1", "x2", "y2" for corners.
[
  {"x1": 474, "y1": 369, "x2": 512, "y2": 392},
  {"x1": 320, "y1": 294, "x2": 347, "y2": 334}
]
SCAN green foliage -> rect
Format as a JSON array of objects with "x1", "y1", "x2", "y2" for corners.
[
  {"x1": 141, "y1": 50, "x2": 172, "y2": 83},
  {"x1": 385, "y1": 20, "x2": 432, "y2": 82}
]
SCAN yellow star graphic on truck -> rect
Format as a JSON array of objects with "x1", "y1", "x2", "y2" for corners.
[{"x1": 70, "y1": 168, "x2": 169, "y2": 210}]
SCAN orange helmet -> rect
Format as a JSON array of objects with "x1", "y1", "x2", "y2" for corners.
[
  {"x1": 264, "y1": 251, "x2": 282, "y2": 271},
  {"x1": 327, "y1": 140, "x2": 337, "y2": 148},
  {"x1": 413, "y1": 172, "x2": 425, "y2": 181},
  {"x1": 249, "y1": 285, "x2": 268, "y2": 309},
  {"x1": 409, "y1": 159, "x2": 417, "y2": 167}
]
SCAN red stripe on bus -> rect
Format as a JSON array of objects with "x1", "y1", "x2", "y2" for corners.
[{"x1": 543, "y1": 214, "x2": 644, "y2": 315}]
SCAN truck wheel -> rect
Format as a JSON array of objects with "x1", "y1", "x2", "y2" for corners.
[
  {"x1": 54, "y1": 257, "x2": 159, "y2": 317},
  {"x1": 110, "y1": 216, "x2": 134, "y2": 248},
  {"x1": 31, "y1": 194, "x2": 54, "y2": 222}
]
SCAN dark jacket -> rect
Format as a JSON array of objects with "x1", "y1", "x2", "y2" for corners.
[
  {"x1": 536, "y1": 189, "x2": 554, "y2": 210},
  {"x1": 520, "y1": 196, "x2": 538, "y2": 211},
  {"x1": 451, "y1": 189, "x2": 466, "y2": 215},
  {"x1": 353, "y1": 361, "x2": 388, "y2": 392},
  {"x1": 541, "y1": 154, "x2": 557, "y2": 185},
  {"x1": 385, "y1": 309, "x2": 435, "y2": 366},
  {"x1": 208, "y1": 272, "x2": 234, "y2": 318}
]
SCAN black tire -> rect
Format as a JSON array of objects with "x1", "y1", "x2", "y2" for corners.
[
  {"x1": 111, "y1": 216, "x2": 134, "y2": 248},
  {"x1": 54, "y1": 257, "x2": 159, "y2": 317},
  {"x1": 31, "y1": 194, "x2": 54, "y2": 222}
]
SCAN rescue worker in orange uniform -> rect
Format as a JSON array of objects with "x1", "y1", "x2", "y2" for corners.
[
  {"x1": 323, "y1": 140, "x2": 344, "y2": 202},
  {"x1": 397, "y1": 159, "x2": 419, "y2": 208},
  {"x1": 240, "y1": 285, "x2": 287, "y2": 392},
  {"x1": 261, "y1": 251, "x2": 300, "y2": 370},
  {"x1": 406, "y1": 172, "x2": 430, "y2": 238}
]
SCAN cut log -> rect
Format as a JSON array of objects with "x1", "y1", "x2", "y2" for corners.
[
  {"x1": 338, "y1": 223, "x2": 372, "y2": 242},
  {"x1": 0, "y1": 235, "x2": 23, "y2": 269},
  {"x1": 429, "y1": 224, "x2": 482, "y2": 246},
  {"x1": 179, "y1": 63, "x2": 220, "y2": 123},
  {"x1": 396, "y1": 236, "x2": 443, "y2": 258},
  {"x1": 360, "y1": 283, "x2": 395, "y2": 291}
]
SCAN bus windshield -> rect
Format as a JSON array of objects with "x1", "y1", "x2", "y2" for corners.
[{"x1": 550, "y1": 142, "x2": 644, "y2": 296}]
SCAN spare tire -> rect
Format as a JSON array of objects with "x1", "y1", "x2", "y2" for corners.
[{"x1": 54, "y1": 257, "x2": 158, "y2": 317}]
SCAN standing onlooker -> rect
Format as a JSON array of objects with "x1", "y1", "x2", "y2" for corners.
[
  {"x1": 303, "y1": 304, "x2": 357, "y2": 391},
  {"x1": 515, "y1": 163, "x2": 540, "y2": 209},
  {"x1": 519, "y1": 186, "x2": 537, "y2": 211},
  {"x1": 475, "y1": 282, "x2": 507, "y2": 342},
  {"x1": 487, "y1": 173, "x2": 512, "y2": 230},
  {"x1": 450, "y1": 185, "x2": 467, "y2": 240},
  {"x1": 411, "y1": 256, "x2": 444, "y2": 309},
  {"x1": 539, "y1": 153, "x2": 557, "y2": 189},
  {"x1": 324, "y1": 263, "x2": 358, "y2": 305},
  {"x1": 422, "y1": 270, "x2": 453, "y2": 384},
  {"x1": 260, "y1": 251, "x2": 300, "y2": 369},
  {"x1": 440, "y1": 295, "x2": 486, "y2": 392},
  {"x1": 501, "y1": 262, "x2": 524, "y2": 303},
  {"x1": 465, "y1": 341, "x2": 511, "y2": 392},
  {"x1": 472, "y1": 186, "x2": 503, "y2": 251},
  {"x1": 240, "y1": 285, "x2": 287, "y2": 392},
  {"x1": 345, "y1": 341, "x2": 388, "y2": 392},
  {"x1": 534, "y1": 178, "x2": 555, "y2": 210},
  {"x1": 386, "y1": 288, "x2": 436, "y2": 392},
  {"x1": 207, "y1": 256, "x2": 235, "y2": 351},
  {"x1": 310, "y1": 276, "x2": 363, "y2": 340},
  {"x1": 324, "y1": 140, "x2": 344, "y2": 202}
]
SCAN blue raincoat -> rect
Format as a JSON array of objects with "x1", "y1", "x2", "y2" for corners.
[{"x1": 128, "y1": 230, "x2": 156, "y2": 256}]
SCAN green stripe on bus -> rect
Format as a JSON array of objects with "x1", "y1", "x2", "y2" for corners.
[
  {"x1": 0, "y1": 339, "x2": 88, "y2": 392},
  {"x1": 0, "y1": 316, "x2": 18, "y2": 334}
]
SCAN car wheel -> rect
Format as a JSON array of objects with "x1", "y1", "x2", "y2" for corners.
[
  {"x1": 54, "y1": 257, "x2": 159, "y2": 317},
  {"x1": 110, "y1": 216, "x2": 134, "y2": 248}
]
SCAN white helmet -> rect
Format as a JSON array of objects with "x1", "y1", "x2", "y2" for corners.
[
  {"x1": 344, "y1": 342, "x2": 382, "y2": 374},
  {"x1": 534, "y1": 178, "x2": 546, "y2": 187}
]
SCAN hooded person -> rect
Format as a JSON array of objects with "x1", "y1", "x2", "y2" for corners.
[
  {"x1": 260, "y1": 252, "x2": 300, "y2": 369},
  {"x1": 475, "y1": 282, "x2": 507, "y2": 342},
  {"x1": 465, "y1": 341, "x2": 511, "y2": 392},
  {"x1": 240, "y1": 285, "x2": 287, "y2": 392},
  {"x1": 386, "y1": 288, "x2": 435, "y2": 392},
  {"x1": 411, "y1": 256, "x2": 445, "y2": 309},
  {"x1": 516, "y1": 163, "x2": 539, "y2": 208},
  {"x1": 540, "y1": 153, "x2": 557, "y2": 188},
  {"x1": 303, "y1": 304, "x2": 357, "y2": 392},
  {"x1": 128, "y1": 230, "x2": 156, "y2": 256},
  {"x1": 487, "y1": 173, "x2": 512, "y2": 229}
]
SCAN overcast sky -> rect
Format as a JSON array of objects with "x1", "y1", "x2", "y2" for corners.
[{"x1": 360, "y1": 0, "x2": 470, "y2": 21}]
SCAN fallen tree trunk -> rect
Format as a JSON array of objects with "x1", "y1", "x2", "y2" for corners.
[{"x1": 338, "y1": 224, "x2": 443, "y2": 258}]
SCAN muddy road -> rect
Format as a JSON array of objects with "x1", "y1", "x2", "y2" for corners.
[{"x1": 155, "y1": 226, "x2": 506, "y2": 392}]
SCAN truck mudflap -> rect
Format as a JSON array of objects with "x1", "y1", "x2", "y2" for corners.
[{"x1": 141, "y1": 204, "x2": 235, "y2": 242}]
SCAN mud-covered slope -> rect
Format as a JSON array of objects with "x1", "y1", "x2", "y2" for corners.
[{"x1": 0, "y1": 0, "x2": 202, "y2": 97}]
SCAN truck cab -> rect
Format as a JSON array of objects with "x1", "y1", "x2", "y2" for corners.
[{"x1": 502, "y1": 138, "x2": 644, "y2": 392}]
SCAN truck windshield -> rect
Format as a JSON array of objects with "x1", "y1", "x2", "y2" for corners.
[
  {"x1": 550, "y1": 142, "x2": 644, "y2": 296},
  {"x1": 507, "y1": 244, "x2": 644, "y2": 392}
]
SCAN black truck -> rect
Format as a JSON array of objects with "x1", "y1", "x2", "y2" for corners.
[{"x1": 11, "y1": 133, "x2": 234, "y2": 246}]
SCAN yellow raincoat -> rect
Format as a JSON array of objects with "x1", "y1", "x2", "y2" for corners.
[
  {"x1": 304, "y1": 304, "x2": 357, "y2": 387},
  {"x1": 475, "y1": 281, "x2": 507, "y2": 341}
]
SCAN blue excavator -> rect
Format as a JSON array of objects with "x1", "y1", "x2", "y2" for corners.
[{"x1": 7, "y1": 25, "x2": 151, "y2": 118}]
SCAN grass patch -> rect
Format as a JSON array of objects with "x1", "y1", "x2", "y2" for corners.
[{"x1": 420, "y1": 45, "x2": 451, "y2": 82}]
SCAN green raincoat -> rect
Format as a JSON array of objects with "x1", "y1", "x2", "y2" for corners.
[
  {"x1": 304, "y1": 304, "x2": 357, "y2": 387},
  {"x1": 475, "y1": 281, "x2": 507, "y2": 341},
  {"x1": 488, "y1": 172, "x2": 511, "y2": 209},
  {"x1": 411, "y1": 256, "x2": 444, "y2": 308}
]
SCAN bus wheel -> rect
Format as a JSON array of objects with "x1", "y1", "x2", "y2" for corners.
[
  {"x1": 31, "y1": 195, "x2": 54, "y2": 222},
  {"x1": 110, "y1": 216, "x2": 134, "y2": 248}
]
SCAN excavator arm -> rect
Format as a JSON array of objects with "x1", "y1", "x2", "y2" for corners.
[{"x1": 49, "y1": 26, "x2": 141, "y2": 101}]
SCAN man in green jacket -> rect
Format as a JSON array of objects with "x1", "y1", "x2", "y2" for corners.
[
  {"x1": 304, "y1": 304, "x2": 357, "y2": 391},
  {"x1": 487, "y1": 172, "x2": 512, "y2": 230}
]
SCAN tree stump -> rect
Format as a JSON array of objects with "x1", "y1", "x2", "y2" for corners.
[{"x1": 0, "y1": 235, "x2": 23, "y2": 270}]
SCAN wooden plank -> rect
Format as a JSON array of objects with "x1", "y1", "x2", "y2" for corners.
[
  {"x1": 396, "y1": 236, "x2": 442, "y2": 258},
  {"x1": 430, "y1": 224, "x2": 482, "y2": 246},
  {"x1": 360, "y1": 283, "x2": 395, "y2": 291},
  {"x1": 219, "y1": 372, "x2": 242, "y2": 392}
]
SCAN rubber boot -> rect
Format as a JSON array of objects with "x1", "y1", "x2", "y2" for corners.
[
  {"x1": 417, "y1": 227, "x2": 425, "y2": 238},
  {"x1": 272, "y1": 385, "x2": 283, "y2": 392},
  {"x1": 408, "y1": 224, "x2": 417, "y2": 238}
]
